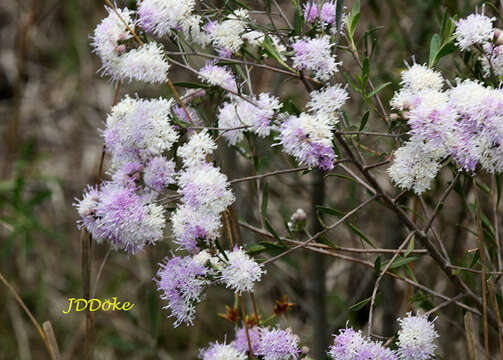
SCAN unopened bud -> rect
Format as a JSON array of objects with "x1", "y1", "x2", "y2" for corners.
[{"x1": 389, "y1": 113, "x2": 400, "y2": 121}]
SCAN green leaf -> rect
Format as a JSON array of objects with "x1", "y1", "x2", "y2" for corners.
[
  {"x1": 352, "y1": 0, "x2": 360, "y2": 14},
  {"x1": 261, "y1": 182, "x2": 269, "y2": 220},
  {"x1": 361, "y1": 57, "x2": 370, "y2": 88},
  {"x1": 383, "y1": 256, "x2": 420, "y2": 269},
  {"x1": 262, "y1": 36, "x2": 294, "y2": 71},
  {"x1": 359, "y1": 111, "x2": 370, "y2": 131},
  {"x1": 366, "y1": 82, "x2": 391, "y2": 98},
  {"x1": 429, "y1": 34, "x2": 441, "y2": 67},
  {"x1": 318, "y1": 235, "x2": 336, "y2": 248},
  {"x1": 435, "y1": 42, "x2": 456, "y2": 62},
  {"x1": 469, "y1": 249, "x2": 480, "y2": 268},
  {"x1": 260, "y1": 241, "x2": 287, "y2": 250},
  {"x1": 215, "y1": 239, "x2": 229, "y2": 261},
  {"x1": 476, "y1": 181, "x2": 491, "y2": 195},
  {"x1": 350, "y1": 292, "x2": 381, "y2": 312},
  {"x1": 293, "y1": 6, "x2": 303, "y2": 36},
  {"x1": 246, "y1": 243, "x2": 268, "y2": 255},
  {"x1": 405, "y1": 235, "x2": 415, "y2": 257},
  {"x1": 347, "y1": 222, "x2": 376, "y2": 248},
  {"x1": 265, "y1": 218, "x2": 283, "y2": 244},
  {"x1": 316, "y1": 205, "x2": 344, "y2": 217},
  {"x1": 172, "y1": 81, "x2": 210, "y2": 89},
  {"x1": 374, "y1": 256, "x2": 381, "y2": 275}
]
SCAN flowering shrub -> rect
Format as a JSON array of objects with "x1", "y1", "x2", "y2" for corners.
[{"x1": 72, "y1": 0, "x2": 503, "y2": 358}]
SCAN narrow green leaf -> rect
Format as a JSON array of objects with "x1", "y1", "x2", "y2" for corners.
[
  {"x1": 246, "y1": 243, "x2": 267, "y2": 255},
  {"x1": 359, "y1": 111, "x2": 370, "y2": 131},
  {"x1": 265, "y1": 218, "x2": 283, "y2": 244},
  {"x1": 469, "y1": 250, "x2": 480, "y2": 268},
  {"x1": 383, "y1": 256, "x2": 419, "y2": 269},
  {"x1": 173, "y1": 81, "x2": 211, "y2": 89},
  {"x1": 429, "y1": 34, "x2": 441, "y2": 67},
  {"x1": 293, "y1": 6, "x2": 303, "y2": 36},
  {"x1": 374, "y1": 256, "x2": 381, "y2": 275},
  {"x1": 366, "y1": 82, "x2": 391, "y2": 98},
  {"x1": 362, "y1": 57, "x2": 370, "y2": 88},
  {"x1": 261, "y1": 182, "x2": 269, "y2": 220},
  {"x1": 405, "y1": 235, "x2": 415, "y2": 257},
  {"x1": 350, "y1": 293, "x2": 381, "y2": 312}
]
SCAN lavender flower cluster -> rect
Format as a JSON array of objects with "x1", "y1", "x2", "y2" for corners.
[
  {"x1": 200, "y1": 326, "x2": 301, "y2": 360},
  {"x1": 198, "y1": 313, "x2": 439, "y2": 360},
  {"x1": 329, "y1": 314, "x2": 438, "y2": 360},
  {"x1": 388, "y1": 9, "x2": 503, "y2": 194}
]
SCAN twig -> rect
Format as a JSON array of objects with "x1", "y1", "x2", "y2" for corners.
[
  {"x1": 475, "y1": 179, "x2": 490, "y2": 360},
  {"x1": 368, "y1": 232, "x2": 415, "y2": 336},
  {"x1": 0, "y1": 271, "x2": 56, "y2": 360},
  {"x1": 262, "y1": 195, "x2": 378, "y2": 265},
  {"x1": 43, "y1": 321, "x2": 62, "y2": 360},
  {"x1": 424, "y1": 172, "x2": 461, "y2": 233},
  {"x1": 230, "y1": 167, "x2": 309, "y2": 184}
]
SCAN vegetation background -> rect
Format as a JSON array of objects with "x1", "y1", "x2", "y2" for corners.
[{"x1": 0, "y1": 0, "x2": 495, "y2": 359}]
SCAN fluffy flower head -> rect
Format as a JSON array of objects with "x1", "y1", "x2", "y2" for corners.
[
  {"x1": 455, "y1": 11, "x2": 494, "y2": 50},
  {"x1": 397, "y1": 313, "x2": 439, "y2": 360}
]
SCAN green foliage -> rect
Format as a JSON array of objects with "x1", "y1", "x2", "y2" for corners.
[{"x1": 0, "y1": 142, "x2": 56, "y2": 257}]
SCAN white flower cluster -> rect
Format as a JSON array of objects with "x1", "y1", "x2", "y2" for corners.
[
  {"x1": 389, "y1": 63, "x2": 503, "y2": 194},
  {"x1": 277, "y1": 84, "x2": 348, "y2": 170},
  {"x1": 220, "y1": 247, "x2": 265, "y2": 293},
  {"x1": 217, "y1": 93, "x2": 281, "y2": 145},
  {"x1": 91, "y1": 7, "x2": 169, "y2": 83},
  {"x1": 291, "y1": 35, "x2": 341, "y2": 81},
  {"x1": 206, "y1": 10, "x2": 250, "y2": 53},
  {"x1": 104, "y1": 96, "x2": 179, "y2": 167},
  {"x1": 138, "y1": 0, "x2": 196, "y2": 36}
]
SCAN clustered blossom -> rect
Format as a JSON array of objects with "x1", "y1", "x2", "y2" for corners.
[
  {"x1": 75, "y1": 96, "x2": 182, "y2": 253},
  {"x1": 306, "y1": 84, "x2": 349, "y2": 123},
  {"x1": 397, "y1": 313, "x2": 439, "y2": 360},
  {"x1": 177, "y1": 130, "x2": 217, "y2": 167},
  {"x1": 170, "y1": 131, "x2": 234, "y2": 252},
  {"x1": 328, "y1": 327, "x2": 397, "y2": 360},
  {"x1": 276, "y1": 84, "x2": 347, "y2": 170},
  {"x1": 291, "y1": 35, "x2": 341, "y2": 81},
  {"x1": 202, "y1": 326, "x2": 301, "y2": 360},
  {"x1": 287, "y1": 208, "x2": 307, "y2": 232},
  {"x1": 103, "y1": 96, "x2": 179, "y2": 166},
  {"x1": 156, "y1": 255, "x2": 210, "y2": 326},
  {"x1": 304, "y1": 1, "x2": 338, "y2": 26},
  {"x1": 233, "y1": 326, "x2": 261, "y2": 356},
  {"x1": 91, "y1": 7, "x2": 169, "y2": 83},
  {"x1": 156, "y1": 247, "x2": 264, "y2": 325},
  {"x1": 388, "y1": 137, "x2": 445, "y2": 195},
  {"x1": 218, "y1": 93, "x2": 281, "y2": 145},
  {"x1": 481, "y1": 43, "x2": 503, "y2": 77},
  {"x1": 143, "y1": 157, "x2": 176, "y2": 191},
  {"x1": 90, "y1": 7, "x2": 134, "y2": 80},
  {"x1": 257, "y1": 327, "x2": 301, "y2": 360},
  {"x1": 389, "y1": 62, "x2": 503, "y2": 194},
  {"x1": 278, "y1": 112, "x2": 336, "y2": 170},
  {"x1": 199, "y1": 341, "x2": 247, "y2": 360},
  {"x1": 205, "y1": 9, "x2": 250, "y2": 54},
  {"x1": 454, "y1": 10, "x2": 495, "y2": 50},
  {"x1": 117, "y1": 42, "x2": 170, "y2": 83},
  {"x1": 76, "y1": 182, "x2": 166, "y2": 254},
  {"x1": 170, "y1": 206, "x2": 221, "y2": 252},
  {"x1": 219, "y1": 247, "x2": 265, "y2": 293},
  {"x1": 199, "y1": 63, "x2": 238, "y2": 93},
  {"x1": 137, "y1": 0, "x2": 196, "y2": 36}
]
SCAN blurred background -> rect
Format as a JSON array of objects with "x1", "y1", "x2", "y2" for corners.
[{"x1": 0, "y1": 0, "x2": 495, "y2": 359}]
